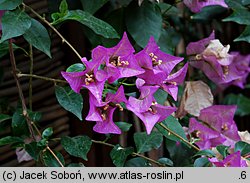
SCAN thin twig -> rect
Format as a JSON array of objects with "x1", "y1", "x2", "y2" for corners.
[
  {"x1": 159, "y1": 122, "x2": 200, "y2": 151},
  {"x1": 22, "y1": 3, "x2": 82, "y2": 61},
  {"x1": 28, "y1": 44, "x2": 33, "y2": 110},
  {"x1": 91, "y1": 139, "x2": 165, "y2": 167},
  {"x1": 9, "y1": 41, "x2": 64, "y2": 167},
  {"x1": 17, "y1": 73, "x2": 67, "y2": 84},
  {"x1": 8, "y1": 40, "x2": 36, "y2": 140}
]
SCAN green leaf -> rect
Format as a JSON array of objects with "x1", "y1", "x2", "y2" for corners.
[
  {"x1": 223, "y1": 10, "x2": 250, "y2": 25},
  {"x1": 61, "y1": 136, "x2": 92, "y2": 160},
  {"x1": 67, "y1": 163, "x2": 85, "y2": 167},
  {"x1": 0, "y1": 0, "x2": 22, "y2": 10},
  {"x1": 42, "y1": 127, "x2": 53, "y2": 139},
  {"x1": 156, "y1": 115, "x2": 188, "y2": 142},
  {"x1": 125, "y1": 157, "x2": 151, "y2": 167},
  {"x1": 193, "y1": 149, "x2": 216, "y2": 158},
  {"x1": 234, "y1": 25, "x2": 250, "y2": 43},
  {"x1": 191, "y1": 5, "x2": 227, "y2": 21},
  {"x1": 0, "y1": 136, "x2": 23, "y2": 146},
  {"x1": 66, "y1": 63, "x2": 86, "y2": 72},
  {"x1": 158, "y1": 157, "x2": 173, "y2": 167},
  {"x1": 216, "y1": 145, "x2": 230, "y2": 158},
  {"x1": 0, "y1": 9, "x2": 32, "y2": 42},
  {"x1": 12, "y1": 109, "x2": 30, "y2": 137},
  {"x1": 0, "y1": 114, "x2": 11, "y2": 123},
  {"x1": 153, "y1": 88, "x2": 168, "y2": 105},
  {"x1": 42, "y1": 150, "x2": 65, "y2": 167},
  {"x1": 23, "y1": 18, "x2": 51, "y2": 58},
  {"x1": 115, "y1": 122, "x2": 132, "y2": 132},
  {"x1": 52, "y1": 10, "x2": 119, "y2": 39},
  {"x1": 223, "y1": 94, "x2": 250, "y2": 116},
  {"x1": 158, "y1": 2, "x2": 179, "y2": 16},
  {"x1": 110, "y1": 145, "x2": 134, "y2": 167},
  {"x1": 80, "y1": 0, "x2": 109, "y2": 14},
  {"x1": 158, "y1": 27, "x2": 181, "y2": 54},
  {"x1": 55, "y1": 86, "x2": 83, "y2": 120},
  {"x1": 126, "y1": 0, "x2": 162, "y2": 47},
  {"x1": 165, "y1": 139, "x2": 195, "y2": 166},
  {"x1": 134, "y1": 131, "x2": 163, "y2": 153},
  {"x1": 59, "y1": 0, "x2": 68, "y2": 15},
  {"x1": 25, "y1": 142, "x2": 41, "y2": 161},
  {"x1": 194, "y1": 157, "x2": 211, "y2": 167},
  {"x1": 0, "y1": 41, "x2": 19, "y2": 58},
  {"x1": 235, "y1": 141, "x2": 250, "y2": 156}
]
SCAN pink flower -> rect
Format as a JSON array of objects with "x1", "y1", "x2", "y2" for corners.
[
  {"x1": 186, "y1": 31, "x2": 240, "y2": 85},
  {"x1": 183, "y1": 0, "x2": 228, "y2": 13},
  {"x1": 189, "y1": 105, "x2": 240, "y2": 149},
  {"x1": 91, "y1": 32, "x2": 144, "y2": 83},
  {"x1": 209, "y1": 151, "x2": 248, "y2": 167}
]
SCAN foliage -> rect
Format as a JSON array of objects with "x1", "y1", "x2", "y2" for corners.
[{"x1": 0, "y1": 0, "x2": 249, "y2": 167}]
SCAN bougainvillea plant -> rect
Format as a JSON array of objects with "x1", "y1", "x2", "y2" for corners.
[{"x1": 0, "y1": 0, "x2": 250, "y2": 167}]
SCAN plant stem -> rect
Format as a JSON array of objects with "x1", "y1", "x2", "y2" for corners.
[
  {"x1": 158, "y1": 122, "x2": 200, "y2": 151},
  {"x1": 22, "y1": 3, "x2": 82, "y2": 61},
  {"x1": 91, "y1": 139, "x2": 165, "y2": 167},
  {"x1": 9, "y1": 41, "x2": 65, "y2": 167},
  {"x1": 8, "y1": 40, "x2": 36, "y2": 140},
  {"x1": 17, "y1": 73, "x2": 67, "y2": 84},
  {"x1": 28, "y1": 44, "x2": 33, "y2": 110}
]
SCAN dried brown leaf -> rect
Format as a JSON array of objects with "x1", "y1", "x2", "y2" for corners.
[{"x1": 176, "y1": 80, "x2": 213, "y2": 117}]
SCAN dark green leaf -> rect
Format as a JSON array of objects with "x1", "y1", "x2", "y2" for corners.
[
  {"x1": 0, "y1": 41, "x2": 19, "y2": 58},
  {"x1": 193, "y1": 149, "x2": 216, "y2": 158},
  {"x1": 156, "y1": 115, "x2": 188, "y2": 142},
  {"x1": 234, "y1": 25, "x2": 250, "y2": 43},
  {"x1": 125, "y1": 157, "x2": 151, "y2": 167},
  {"x1": 52, "y1": 10, "x2": 119, "y2": 39},
  {"x1": 158, "y1": 27, "x2": 181, "y2": 54},
  {"x1": 0, "y1": 0, "x2": 22, "y2": 10},
  {"x1": 126, "y1": 0, "x2": 162, "y2": 47},
  {"x1": 25, "y1": 142, "x2": 41, "y2": 161},
  {"x1": 153, "y1": 88, "x2": 168, "y2": 105},
  {"x1": 80, "y1": 0, "x2": 109, "y2": 14},
  {"x1": 42, "y1": 150, "x2": 65, "y2": 167},
  {"x1": 134, "y1": 131, "x2": 163, "y2": 153},
  {"x1": 0, "y1": 9, "x2": 32, "y2": 42},
  {"x1": 0, "y1": 114, "x2": 11, "y2": 123},
  {"x1": 37, "y1": 138, "x2": 47, "y2": 148},
  {"x1": 165, "y1": 139, "x2": 195, "y2": 166},
  {"x1": 223, "y1": 10, "x2": 250, "y2": 25},
  {"x1": 12, "y1": 109, "x2": 30, "y2": 137},
  {"x1": 23, "y1": 18, "x2": 51, "y2": 58},
  {"x1": 158, "y1": 157, "x2": 173, "y2": 166},
  {"x1": 158, "y1": 2, "x2": 179, "y2": 16},
  {"x1": 194, "y1": 157, "x2": 211, "y2": 167},
  {"x1": 115, "y1": 122, "x2": 132, "y2": 132},
  {"x1": 235, "y1": 141, "x2": 250, "y2": 156},
  {"x1": 61, "y1": 136, "x2": 92, "y2": 160},
  {"x1": 0, "y1": 136, "x2": 23, "y2": 146},
  {"x1": 191, "y1": 6, "x2": 227, "y2": 21},
  {"x1": 110, "y1": 145, "x2": 134, "y2": 167},
  {"x1": 67, "y1": 163, "x2": 85, "y2": 167},
  {"x1": 216, "y1": 145, "x2": 230, "y2": 158},
  {"x1": 55, "y1": 86, "x2": 83, "y2": 120},
  {"x1": 42, "y1": 127, "x2": 53, "y2": 139},
  {"x1": 66, "y1": 63, "x2": 86, "y2": 72},
  {"x1": 223, "y1": 94, "x2": 250, "y2": 116}
]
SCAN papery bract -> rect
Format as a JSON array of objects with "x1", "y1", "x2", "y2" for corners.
[
  {"x1": 92, "y1": 32, "x2": 144, "y2": 83},
  {"x1": 186, "y1": 31, "x2": 240, "y2": 85},
  {"x1": 86, "y1": 86, "x2": 127, "y2": 134},
  {"x1": 183, "y1": 0, "x2": 228, "y2": 13},
  {"x1": 189, "y1": 105, "x2": 240, "y2": 149},
  {"x1": 209, "y1": 151, "x2": 248, "y2": 167},
  {"x1": 61, "y1": 57, "x2": 107, "y2": 103},
  {"x1": 127, "y1": 79, "x2": 176, "y2": 134}
]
